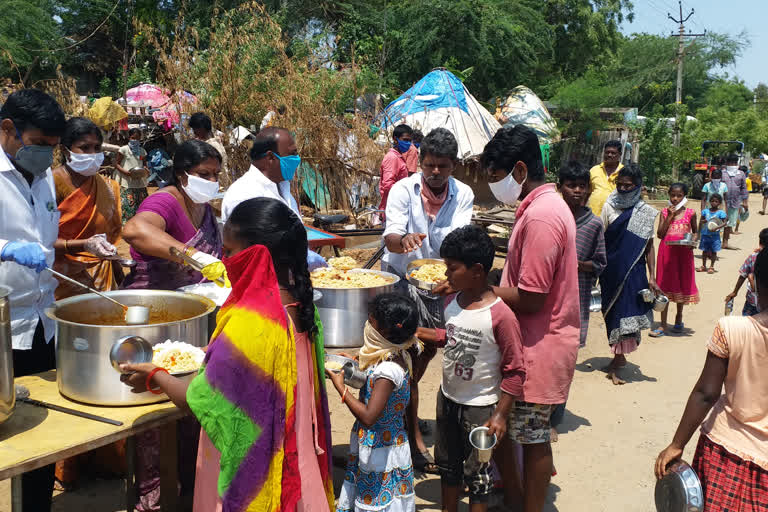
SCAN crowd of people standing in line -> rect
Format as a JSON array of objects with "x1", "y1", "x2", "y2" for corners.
[{"x1": 0, "y1": 87, "x2": 765, "y2": 512}]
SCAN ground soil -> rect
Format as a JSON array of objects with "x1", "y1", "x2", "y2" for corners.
[{"x1": 1, "y1": 195, "x2": 763, "y2": 511}]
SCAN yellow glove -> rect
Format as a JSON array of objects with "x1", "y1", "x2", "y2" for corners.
[
  {"x1": 201, "y1": 261, "x2": 231, "y2": 288},
  {"x1": 189, "y1": 251, "x2": 231, "y2": 288}
]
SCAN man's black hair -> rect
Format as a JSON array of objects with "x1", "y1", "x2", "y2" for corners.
[
  {"x1": 709, "y1": 193, "x2": 722, "y2": 203},
  {"x1": 393, "y1": 124, "x2": 413, "y2": 140},
  {"x1": 558, "y1": 160, "x2": 589, "y2": 184},
  {"x1": 419, "y1": 128, "x2": 458, "y2": 162},
  {"x1": 711, "y1": 168, "x2": 723, "y2": 178},
  {"x1": 440, "y1": 225, "x2": 495, "y2": 274},
  {"x1": 618, "y1": 163, "x2": 643, "y2": 186},
  {"x1": 250, "y1": 126, "x2": 286, "y2": 161},
  {"x1": 760, "y1": 227, "x2": 768, "y2": 248},
  {"x1": 481, "y1": 125, "x2": 544, "y2": 181},
  {"x1": 604, "y1": 140, "x2": 622, "y2": 151},
  {"x1": 189, "y1": 112, "x2": 212, "y2": 133},
  {"x1": 726, "y1": 154, "x2": 739, "y2": 164},
  {"x1": 128, "y1": 128, "x2": 142, "y2": 138},
  {"x1": 0, "y1": 89, "x2": 66, "y2": 137}
]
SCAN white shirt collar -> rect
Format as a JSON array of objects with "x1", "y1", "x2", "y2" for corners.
[{"x1": 0, "y1": 145, "x2": 16, "y2": 173}]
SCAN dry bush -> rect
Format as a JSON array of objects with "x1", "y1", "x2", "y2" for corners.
[{"x1": 145, "y1": 2, "x2": 384, "y2": 211}]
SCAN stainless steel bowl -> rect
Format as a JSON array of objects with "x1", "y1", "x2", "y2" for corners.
[
  {"x1": 406, "y1": 258, "x2": 445, "y2": 291},
  {"x1": 109, "y1": 336, "x2": 153, "y2": 373},
  {"x1": 47, "y1": 290, "x2": 215, "y2": 405},
  {"x1": 653, "y1": 294, "x2": 670, "y2": 312},
  {"x1": 314, "y1": 269, "x2": 399, "y2": 348},
  {"x1": 589, "y1": 286, "x2": 602, "y2": 312},
  {"x1": 655, "y1": 460, "x2": 703, "y2": 512}
]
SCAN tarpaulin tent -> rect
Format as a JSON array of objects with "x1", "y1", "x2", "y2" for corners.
[
  {"x1": 377, "y1": 69, "x2": 500, "y2": 159},
  {"x1": 495, "y1": 86, "x2": 560, "y2": 144}
]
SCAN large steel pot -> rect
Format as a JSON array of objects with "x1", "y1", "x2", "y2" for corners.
[
  {"x1": 47, "y1": 290, "x2": 215, "y2": 406},
  {"x1": 314, "y1": 270, "x2": 399, "y2": 348},
  {"x1": 0, "y1": 286, "x2": 14, "y2": 424}
]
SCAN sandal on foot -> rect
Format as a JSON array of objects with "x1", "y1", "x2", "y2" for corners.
[
  {"x1": 696, "y1": 266, "x2": 706, "y2": 272},
  {"x1": 412, "y1": 450, "x2": 439, "y2": 474},
  {"x1": 707, "y1": 268, "x2": 715, "y2": 274},
  {"x1": 672, "y1": 323, "x2": 684, "y2": 332},
  {"x1": 649, "y1": 328, "x2": 665, "y2": 338}
]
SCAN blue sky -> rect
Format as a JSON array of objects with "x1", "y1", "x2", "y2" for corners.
[{"x1": 621, "y1": 0, "x2": 766, "y2": 88}]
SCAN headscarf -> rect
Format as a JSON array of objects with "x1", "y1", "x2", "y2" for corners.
[
  {"x1": 606, "y1": 185, "x2": 642, "y2": 211},
  {"x1": 358, "y1": 321, "x2": 421, "y2": 374}
]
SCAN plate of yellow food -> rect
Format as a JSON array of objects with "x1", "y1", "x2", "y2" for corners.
[
  {"x1": 152, "y1": 340, "x2": 206, "y2": 376},
  {"x1": 311, "y1": 268, "x2": 397, "y2": 289},
  {"x1": 406, "y1": 259, "x2": 447, "y2": 291}
]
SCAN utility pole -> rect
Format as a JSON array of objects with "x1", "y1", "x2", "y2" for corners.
[{"x1": 668, "y1": 1, "x2": 706, "y2": 180}]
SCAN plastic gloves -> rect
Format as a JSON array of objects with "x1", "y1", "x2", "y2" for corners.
[
  {"x1": 190, "y1": 251, "x2": 231, "y2": 288},
  {"x1": 84, "y1": 234, "x2": 117, "y2": 259},
  {"x1": 1, "y1": 241, "x2": 47, "y2": 272},
  {"x1": 307, "y1": 249, "x2": 328, "y2": 272}
]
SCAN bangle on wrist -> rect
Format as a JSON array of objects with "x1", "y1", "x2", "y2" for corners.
[
  {"x1": 146, "y1": 367, "x2": 170, "y2": 394},
  {"x1": 64, "y1": 240, "x2": 69, "y2": 253},
  {"x1": 341, "y1": 386, "x2": 349, "y2": 403}
]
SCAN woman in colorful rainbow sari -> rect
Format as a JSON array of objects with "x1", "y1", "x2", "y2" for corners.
[
  {"x1": 599, "y1": 164, "x2": 660, "y2": 385},
  {"x1": 121, "y1": 197, "x2": 334, "y2": 512},
  {"x1": 52, "y1": 117, "x2": 123, "y2": 300}
]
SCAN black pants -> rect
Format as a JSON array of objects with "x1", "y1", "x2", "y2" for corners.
[{"x1": 12, "y1": 321, "x2": 56, "y2": 512}]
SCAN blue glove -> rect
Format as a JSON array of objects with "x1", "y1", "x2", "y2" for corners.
[
  {"x1": 1, "y1": 241, "x2": 47, "y2": 272},
  {"x1": 307, "y1": 249, "x2": 328, "y2": 272}
]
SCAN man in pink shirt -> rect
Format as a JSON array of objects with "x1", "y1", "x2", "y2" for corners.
[
  {"x1": 483, "y1": 125, "x2": 580, "y2": 512},
  {"x1": 378, "y1": 124, "x2": 413, "y2": 215},
  {"x1": 404, "y1": 129, "x2": 422, "y2": 175}
]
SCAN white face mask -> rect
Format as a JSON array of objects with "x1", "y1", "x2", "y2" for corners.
[
  {"x1": 182, "y1": 173, "x2": 219, "y2": 203},
  {"x1": 711, "y1": 178, "x2": 721, "y2": 189},
  {"x1": 488, "y1": 170, "x2": 525, "y2": 205},
  {"x1": 67, "y1": 152, "x2": 104, "y2": 176}
]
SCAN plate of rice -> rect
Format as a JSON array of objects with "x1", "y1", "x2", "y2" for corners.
[
  {"x1": 406, "y1": 259, "x2": 447, "y2": 291},
  {"x1": 152, "y1": 340, "x2": 206, "y2": 375}
]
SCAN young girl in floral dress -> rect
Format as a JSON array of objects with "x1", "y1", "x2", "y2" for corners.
[
  {"x1": 328, "y1": 294, "x2": 419, "y2": 512},
  {"x1": 651, "y1": 183, "x2": 699, "y2": 336}
]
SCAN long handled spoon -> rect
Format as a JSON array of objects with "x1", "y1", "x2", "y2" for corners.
[{"x1": 44, "y1": 268, "x2": 150, "y2": 325}]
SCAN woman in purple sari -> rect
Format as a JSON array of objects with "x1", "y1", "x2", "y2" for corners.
[
  {"x1": 122, "y1": 139, "x2": 225, "y2": 511},
  {"x1": 122, "y1": 139, "x2": 224, "y2": 290}
]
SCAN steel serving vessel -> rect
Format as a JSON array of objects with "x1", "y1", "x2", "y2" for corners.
[
  {"x1": 0, "y1": 286, "x2": 14, "y2": 424},
  {"x1": 314, "y1": 269, "x2": 399, "y2": 348},
  {"x1": 47, "y1": 290, "x2": 215, "y2": 406}
]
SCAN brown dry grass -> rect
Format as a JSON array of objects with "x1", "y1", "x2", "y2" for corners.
[{"x1": 144, "y1": 2, "x2": 384, "y2": 211}]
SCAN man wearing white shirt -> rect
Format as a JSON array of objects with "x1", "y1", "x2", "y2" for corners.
[
  {"x1": 221, "y1": 127, "x2": 326, "y2": 268},
  {"x1": 382, "y1": 127, "x2": 474, "y2": 473},
  {"x1": 0, "y1": 89, "x2": 66, "y2": 511}
]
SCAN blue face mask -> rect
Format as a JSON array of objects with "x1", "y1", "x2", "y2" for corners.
[
  {"x1": 396, "y1": 139, "x2": 412, "y2": 153},
  {"x1": 274, "y1": 153, "x2": 301, "y2": 181},
  {"x1": 414, "y1": 142, "x2": 421, "y2": 149}
]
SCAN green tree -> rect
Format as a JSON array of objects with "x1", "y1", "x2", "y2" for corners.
[{"x1": 0, "y1": 0, "x2": 60, "y2": 82}]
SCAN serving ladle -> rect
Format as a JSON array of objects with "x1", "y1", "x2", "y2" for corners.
[{"x1": 44, "y1": 268, "x2": 150, "y2": 325}]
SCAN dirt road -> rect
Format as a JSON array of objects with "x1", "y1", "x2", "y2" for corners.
[{"x1": 1, "y1": 195, "x2": 763, "y2": 511}]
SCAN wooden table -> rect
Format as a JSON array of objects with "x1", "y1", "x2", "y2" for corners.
[{"x1": 0, "y1": 371, "x2": 187, "y2": 511}]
